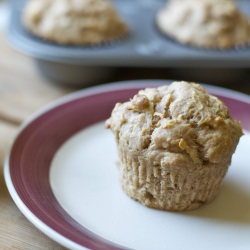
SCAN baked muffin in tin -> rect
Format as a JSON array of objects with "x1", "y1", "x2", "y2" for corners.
[
  {"x1": 156, "y1": 0, "x2": 250, "y2": 49},
  {"x1": 23, "y1": 0, "x2": 129, "y2": 45}
]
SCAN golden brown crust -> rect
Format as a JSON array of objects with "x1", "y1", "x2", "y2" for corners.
[
  {"x1": 23, "y1": 0, "x2": 129, "y2": 45},
  {"x1": 107, "y1": 81, "x2": 243, "y2": 211},
  {"x1": 156, "y1": 0, "x2": 250, "y2": 49}
]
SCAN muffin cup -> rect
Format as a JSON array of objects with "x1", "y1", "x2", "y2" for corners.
[
  {"x1": 155, "y1": 19, "x2": 250, "y2": 52},
  {"x1": 24, "y1": 25, "x2": 129, "y2": 48},
  {"x1": 118, "y1": 147, "x2": 229, "y2": 211}
]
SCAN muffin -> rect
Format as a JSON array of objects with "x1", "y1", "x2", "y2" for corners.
[
  {"x1": 106, "y1": 81, "x2": 243, "y2": 211},
  {"x1": 156, "y1": 0, "x2": 250, "y2": 49},
  {"x1": 22, "y1": 0, "x2": 129, "y2": 45}
]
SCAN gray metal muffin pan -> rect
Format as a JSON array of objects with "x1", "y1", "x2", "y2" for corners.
[{"x1": 7, "y1": 0, "x2": 250, "y2": 85}]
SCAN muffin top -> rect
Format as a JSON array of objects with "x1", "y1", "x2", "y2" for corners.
[
  {"x1": 106, "y1": 81, "x2": 243, "y2": 167},
  {"x1": 23, "y1": 0, "x2": 129, "y2": 45},
  {"x1": 156, "y1": 0, "x2": 250, "y2": 49}
]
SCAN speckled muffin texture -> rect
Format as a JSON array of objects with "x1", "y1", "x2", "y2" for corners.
[
  {"x1": 106, "y1": 81, "x2": 243, "y2": 211},
  {"x1": 156, "y1": 0, "x2": 250, "y2": 49},
  {"x1": 23, "y1": 0, "x2": 129, "y2": 45}
]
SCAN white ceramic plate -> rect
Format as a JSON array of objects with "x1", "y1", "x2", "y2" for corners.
[{"x1": 4, "y1": 80, "x2": 250, "y2": 250}]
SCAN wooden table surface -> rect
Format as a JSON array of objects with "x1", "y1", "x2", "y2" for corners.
[{"x1": 1, "y1": 5, "x2": 250, "y2": 249}]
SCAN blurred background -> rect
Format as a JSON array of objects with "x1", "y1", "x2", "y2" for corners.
[{"x1": 2, "y1": 0, "x2": 250, "y2": 92}]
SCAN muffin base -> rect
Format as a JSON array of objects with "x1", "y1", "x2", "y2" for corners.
[{"x1": 118, "y1": 152, "x2": 229, "y2": 211}]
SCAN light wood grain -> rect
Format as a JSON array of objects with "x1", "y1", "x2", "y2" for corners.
[{"x1": 0, "y1": 30, "x2": 71, "y2": 249}]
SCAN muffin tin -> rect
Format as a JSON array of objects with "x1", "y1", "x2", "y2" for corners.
[{"x1": 7, "y1": 0, "x2": 250, "y2": 85}]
